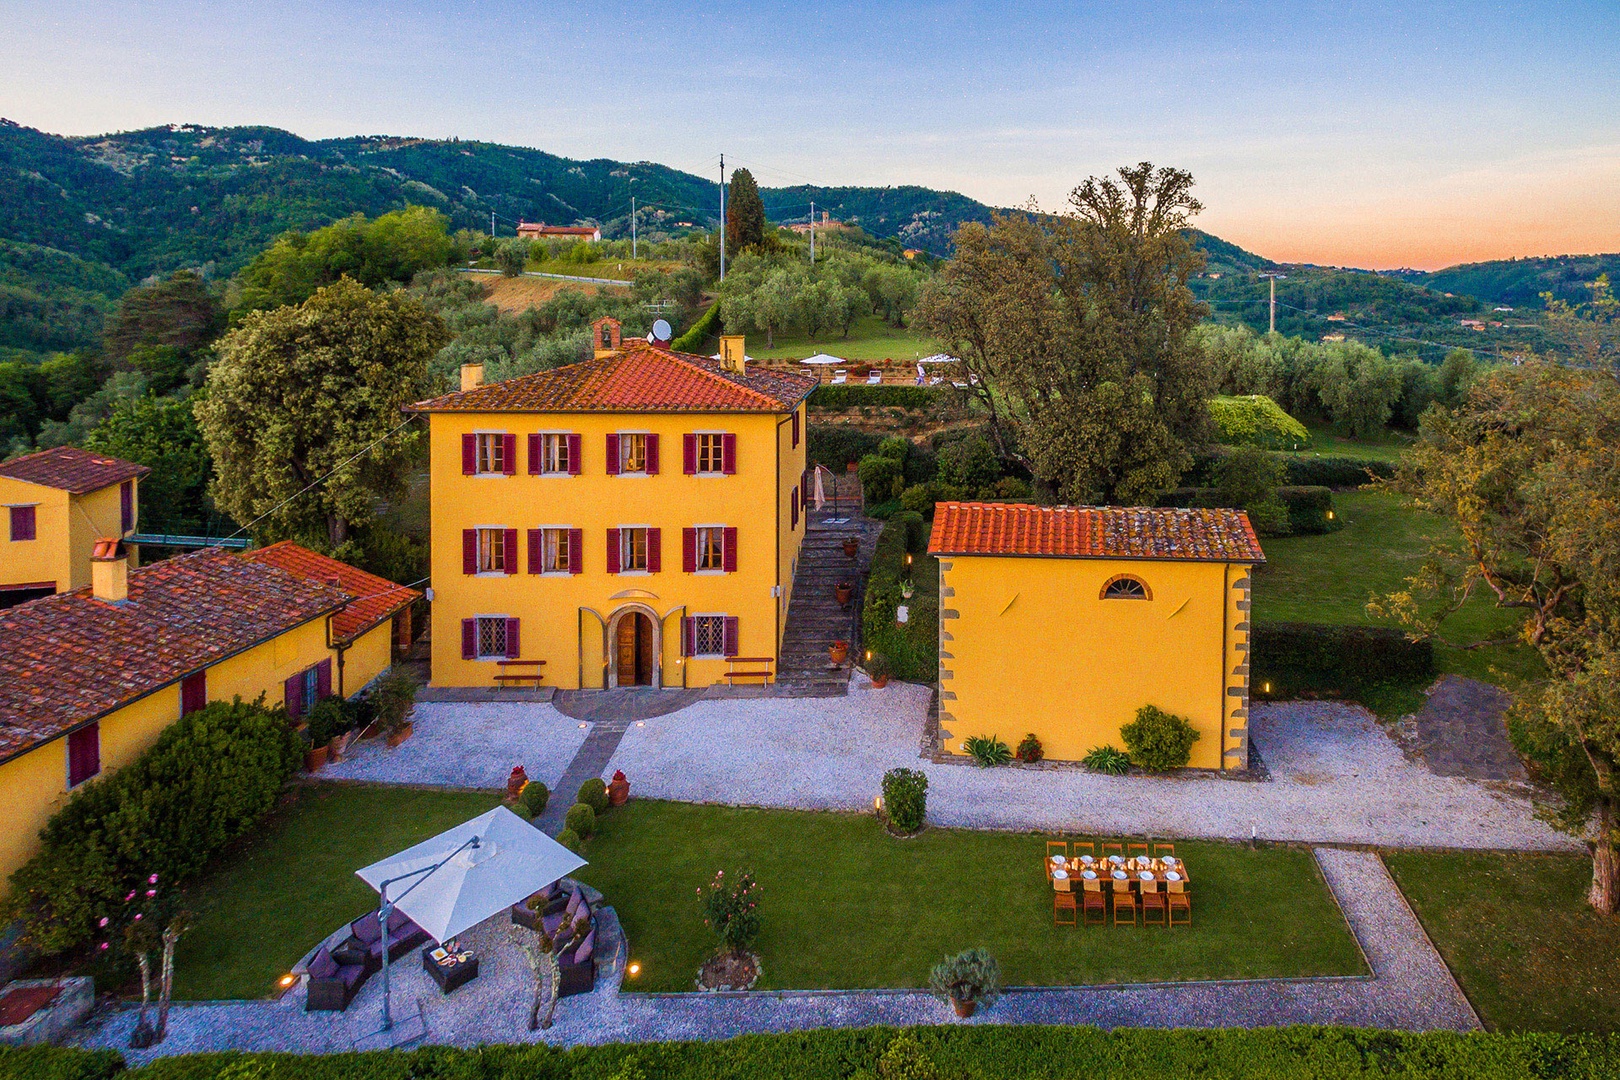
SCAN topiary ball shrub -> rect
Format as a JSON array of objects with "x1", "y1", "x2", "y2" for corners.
[
  {"x1": 510, "y1": 802, "x2": 534, "y2": 822},
  {"x1": 564, "y1": 802, "x2": 596, "y2": 838},
  {"x1": 1209, "y1": 394, "x2": 1311, "y2": 451},
  {"x1": 1015, "y1": 733, "x2": 1043, "y2": 763},
  {"x1": 577, "y1": 777, "x2": 609, "y2": 814},
  {"x1": 519, "y1": 780, "x2": 550, "y2": 816},
  {"x1": 881, "y1": 767, "x2": 928, "y2": 834},
  {"x1": 555, "y1": 827, "x2": 582, "y2": 853},
  {"x1": 1120, "y1": 705, "x2": 1201, "y2": 771}
]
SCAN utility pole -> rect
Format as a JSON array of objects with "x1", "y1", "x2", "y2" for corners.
[
  {"x1": 631, "y1": 196, "x2": 636, "y2": 259},
  {"x1": 1259, "y1": 272, "x2": 1287, "y2": 334},
  {"x1": 718, "y1": 154, "x2": 726, "y2": 282},
  {"x1": 490, "y1": 210, "x2": 496, "y2": 238},
  {"x1": 809, "y1": 200, "x2": 815, "y2": 265}
]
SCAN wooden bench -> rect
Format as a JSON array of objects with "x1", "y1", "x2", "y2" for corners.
[
  {"x1": 494, "y1": 659, "x2": 546, "y2": 688},
  {"x1": 721, "y1": 656, "x2": 774, "y2": 684}
]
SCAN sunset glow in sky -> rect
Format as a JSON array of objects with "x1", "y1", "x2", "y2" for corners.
[{"x1": 2, "y1": 0, "x2": 1616, "y2": 270}]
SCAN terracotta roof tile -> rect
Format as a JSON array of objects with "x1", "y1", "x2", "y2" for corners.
[
  {"x1": 927, "y1": 503, "x2": 1266, "y2": 563},
  {"x1": 408, "y1": 342, "x2": 817, "y2": 414},
  {"x1": 0, "y1": 446, "x2": 150, "y2": 494},
  {"x1": 0, "y1": 547, "x2": 349, "y2": 764},
  {"x1": 242, "y1": 541, "x2": 419, "y2": 641}
]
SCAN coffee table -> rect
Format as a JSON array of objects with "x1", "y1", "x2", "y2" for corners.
[{"x1": 422, "y1": 945, "x2": 479, "y2": 993}]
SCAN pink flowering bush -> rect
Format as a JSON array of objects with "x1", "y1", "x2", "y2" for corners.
[{"x1": 700, "y1": 868, "x2": 761, "y2": 956}]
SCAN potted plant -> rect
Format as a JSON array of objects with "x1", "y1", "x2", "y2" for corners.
[
  {"x1": 302, "y1": 704, "x2": 334, "y2": 772},
  {"x1": 835, "y1": 580, "x2": 854, "y2": 606},
  {"x1": 506, "y1": 765, "x2": 530, "y2": 803},
  {"x1": 829, "y1": 639, "x2": 849, "y2": 665},
  {"x1": 842, "y1": 537, "x2": 860, "y2": 559},
  {"x1": 929, "y1": 947, "x2": 1002, "y2": 1018},
  {"x1": 608, "y1": 769, "x2": 630, "y2": 806},
  {"x1": 372, "y1": 664, "x2": 421, "y2": 748},
  {"x1": 866, "y1": 652, "x2": 892, "y2": 689}
]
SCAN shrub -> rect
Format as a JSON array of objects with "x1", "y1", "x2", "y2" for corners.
[
  {"x1": 5, "y1": 698, "x2": 301, "y2": 956},
  {"x1": 809, "y1": 385, "x2": 944, "y2": 410},
  {"x1": 1082, "y1": 745, "x2": 1132, "y2": 775},
  {"x1": 518, "y1": 780, "x2": 550, "y2": 816},
  {"x1": 1277, "y1": 486, "x2": 1338, "y2": 535},
  {"x1": 866, "y1": 651, "x2": 894, "y2": 682},
  {"x1": 858, "y1": 453, "x2": 904, "y2": 503},
  {"x1": 861, "y1": 509, "x2": 937, "y2": 682},
  {"x1": 671, "y1": 299, "x2": 721, "y2": 352},
  {"x1": 963, "y1": 735, "x2": 1013, "y2": 767},
  {"x1": 877, "y1": 435, "x2": 911, "y2": 461},
  {"x1": 370, "y1": 664, "x2": 420, "y2": 734},
  {"x1": 876, "y1": 1031, "x2": 939, "y2": 1080},
  {"x1": 1015, "y1": 733, "x2": 1044, "y2": 764},
  {"x1": 929, "y1": 947, "x2": 1003, "y2": 1009},
  {"x1": 1212, "y1": 445, "x2": 1291, "y2": 537},
  {"x1": 701, "y1": 868, "x2": 761, "y2": 955},
  {"x1": 510, "y1": 802, "x2": 534, "y2": 822},
  {"x1": 865, "y1": 498, "x2": 902, "y2": 520},
  {"x1": 936, "y1": 434, "x2": 1002, "y2": 495},
  {"x1": 901, "y1": 442, "x2": 937, "y2": 486},
  {"x1": 494, "y1": 239, "x2": 530, "y2": 277},
  {"x1": 563, "y1": 802, "x2": 596, "y2": 838},
  {"x1": 554, "y1": 827, "x2": 582, "y2": 853},
  {"x1": 1251, "y1": 622, "x2": 1434, "y2": 700},
  {"x1": 576, "y1": 777, "x2": 609, "y2": 814},
  {"x1": 1209, "y1": 394, "x2": 1312, "y2": 450},
  {"x1": 881, "y1": 768, "x2": 928, "y2": 833},
  {"x1": 1120, "y1": 705, "x2": 1201, "y2": 771},
  {"x1": 899, "y1": 482, "x2": 938, "y2": 516},
  {"x1": 1281, "y1": 454, "x2": 1394, "y2": 487},
  {"x1": 806, "y1": 425, "x2": 884, "y2": 470}
]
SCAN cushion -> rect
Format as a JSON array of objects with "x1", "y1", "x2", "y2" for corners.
[
  {"x1": 351, "y1": 915, "x2": 382, "y2": 946},
  {"x1": 331, "y1": 939, "x2": 368, "y2": 967},
  {"x1": 386, "y1": 908, "x2": 415, "y2": 935},
  {"x1": 307, "y1": 947, "x2": 338, "y2": 980},
  {"x1": 572, "y1": 929, "x2": 595, "y2": 965},
  {"x1": 564, "y1": 888, "x2": 583, "y2": 919},
  {"x1": 339, "y1": 963, "x2": 367, "y2": 988}
]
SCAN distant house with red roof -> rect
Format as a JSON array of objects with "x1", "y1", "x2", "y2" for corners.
[
  {"x1": 0, "y1": 541, "x2": 419, "y2": 894},
  {"x1": 927, "y1": 503, "x2": 1265, "y2": 773},
  {"x1": 0, "y1": 446, "x2": 149, "y2": 607},
  {"x1": 515, "y1": 222, "x2": 601, "y2": 242}
]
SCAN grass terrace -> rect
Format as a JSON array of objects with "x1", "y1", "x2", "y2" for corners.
[{"x1": 747, "y1": 315, "x2": 939, "y2": 362}]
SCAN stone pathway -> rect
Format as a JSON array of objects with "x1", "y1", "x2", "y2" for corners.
[
  {"x1": 1407, "y1": 676, "x2": 1525, "y2": 782},
  {"x1": 72, "y1": 848, "x2": 1478, "y2": 1060}
]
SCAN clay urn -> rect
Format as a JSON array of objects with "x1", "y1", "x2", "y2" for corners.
[
  {"x1": 506, "y1": 765, "x2": 529, "y2": 802},
  {"x1": 829, "y1": 640, "x2": 850, "y2": 665},
  {"x1": 608, "y1": 769, "x2": 630, "y2": 807},
  {"x1": 843, "y1": 537, "x2": 860, "y2": 559},
  {"x1": 835, "y1": 581, "x2": 853, "y2": 606}
]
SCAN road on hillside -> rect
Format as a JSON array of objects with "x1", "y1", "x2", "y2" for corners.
[{"x1": 463, "y1": 267, "x2": 630, "y2": 287}]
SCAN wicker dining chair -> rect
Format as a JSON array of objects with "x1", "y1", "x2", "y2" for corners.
[
  {"x1": 1140, "y1": 880, "x2": 1168, "y2": 927},
  {"x1": 1111, "y1": 879, "x2": 1137, "y2": 926},
  {"x1": 1082, "y1": 879, "x2": 1108, "y2": 925},
  {"x1": 1167, "y1": 880, "x2": 1192, "y2": 927},
  {"x1": 1054, "y1": 890, "x2": 1078, "y2": 927}
]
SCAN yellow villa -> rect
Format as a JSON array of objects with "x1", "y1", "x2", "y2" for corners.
[
  {"x1": 0, "y1": 446, "x2": 148, "y2": 607},
  {"x1": 0, "y1": 541, "x2": 418, "y2": 894},
  {"x1": 928, "y1": 502, "x2": 1265, "y2": 773},
  {"x1": 409, "y1": 320, "x2": 816, "y2": 689}
]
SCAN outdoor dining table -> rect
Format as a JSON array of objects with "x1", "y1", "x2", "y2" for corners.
[{"x1": 1047, "y1": 854, "x2": 1189, "y2": 892}]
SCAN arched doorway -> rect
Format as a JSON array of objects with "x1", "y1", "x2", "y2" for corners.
[{"x1": 608, "y1": 605, "x2": 659, "y2": 687}]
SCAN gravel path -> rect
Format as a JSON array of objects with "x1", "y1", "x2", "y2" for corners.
[
  {"x1": 602, "y1": 684, "x2": 1575, "y2": 851},
  {"x1": 72, "y1": 849, "x2": 1476, "y2": 1059},
  {"x1": 324, "y1": 702, "x2": 589, "y2": 791}
]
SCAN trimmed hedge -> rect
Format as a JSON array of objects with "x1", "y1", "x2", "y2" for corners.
[
  {"x1": 862, "y1": 511, "x2": 937, "y2": 683},
  {"x1": 671, "y1": 299, "x2": 721, "y2": 352},
  {"x1": 1252, "y1": 623, "x2": 1435, "y2": 700},
  {"x1": 1157, "y1": 486, "x2": 1338, "y2": 535},
  {"x1": 1280, "y1": 455, "x2": 1395, "y2": 488},
  {"x1": 806, "y1": 425, "x2": 884, "y2": 471},
  {"x1": 1210, "y1": 394, "x2": 1311, "y2": 450},
  {"x1": 9, "y1": 1027, "x2": 1620, "y2": 1079},
  {"x1": 809, "y1": 385, "x2": 947, "y2": 410}
]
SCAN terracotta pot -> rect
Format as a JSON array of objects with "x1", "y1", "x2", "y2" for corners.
[
  {"x1": 842, "y1": 538, "x2": 860, "y2": 559},
  {"x1": 386, "y1": 721, "x2": 414, "y2": 748},
  {"x1": 952, "y1": 998, "x2": 976, "y2": 1019},
  {"x1": 609, "y1": 777, "x2": 630, "y2": 806},
  {"x1": 829, "y1": 641, "x2": 849, "y2": 665},
  {"x1": 871, "y1": 674, "x2": 890, "y2": 689},
  {"x1": 304, "y1": 743, "x2": 329, "y2": 772},
  {"x1": 834, "y1": 582, "x2": 853, "y2": 606},
  {"x1": 506, "y1": 766, "x2": 530, "y2": 801}
]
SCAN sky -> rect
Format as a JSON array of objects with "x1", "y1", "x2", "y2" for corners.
[{"x1": 2, "y1": 0, "x2": 1617, "y2": 270}]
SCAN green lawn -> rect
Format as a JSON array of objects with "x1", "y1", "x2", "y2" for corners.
[
  {"x1": 748, "y1": 315, "x2": 939, "y2": 361},
  {"x1": 1282, "y1": 421, "x2": 1415, "y2": 463},
  {"x1": 576, "y1": 801, "x2": 1365, "y2": 992},
  {"x1": 1254, "y1": 489, "x2": 1542, "y2": 707},
  {"x1": 171, "y1": 784, "x2": 500, "y2": 1000},
  {"x1": 1384, "y1": 852, "x2": 1620, "y2": 1032}
]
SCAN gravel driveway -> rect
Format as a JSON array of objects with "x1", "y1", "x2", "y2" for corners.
[
  {"x1": 602, "y1": 683, "x2": 1575, "y2": 851},
  {"x1": 325, "y1": 701, "x2": 589, "y2": 791}
]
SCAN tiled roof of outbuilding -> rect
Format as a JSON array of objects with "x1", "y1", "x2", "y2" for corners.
[
  {"x1": 0, "y1": 446, "x2": 150, "y2": 494},
  {"x1": 407, "y1": 342, "x2": 817, "y2": 414},
  {"x1": 0, "y1": 548, "x2": 349, "y2": 764},
  {"x1": 927, "y1": 503, "x2": 1266, "y2": 563},
  {"x1": 242, "y1": 541, "x2": 419, "y2": 642}
]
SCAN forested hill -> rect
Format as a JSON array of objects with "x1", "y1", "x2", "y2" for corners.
[{"x1": 1390, "y1": 254, "x2": 1620, "y2": 307}]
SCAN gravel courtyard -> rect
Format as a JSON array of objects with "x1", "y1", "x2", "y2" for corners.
[{"x1": 325, "y1": 701, "x2": 589, "y2": 790}]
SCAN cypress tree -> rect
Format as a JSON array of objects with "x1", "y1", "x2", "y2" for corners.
[{"x1": 726, "y1": 168, "x2": 766, "y2": 253}]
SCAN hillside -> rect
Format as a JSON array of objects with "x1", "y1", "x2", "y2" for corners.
[{"x1": 1390, "y1": 254, "x2": 1620, "y2": 307}]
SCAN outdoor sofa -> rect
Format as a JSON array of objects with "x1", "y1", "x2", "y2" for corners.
[
  {"x1": 510, "y1": 881, "x2": 598, "y2": 996},
  {"x1": 305, "y1": 907, "x2": 431, "y2": 1011}
]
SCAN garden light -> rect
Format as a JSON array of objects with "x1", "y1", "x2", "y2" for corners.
[
  {"x1": 278, "y1": 974, "x2": 296, "y2": 989},
  {"x1": 1263, "y1": 682, "x2": 1271, "y2": 694},
  {"x1": 627, "y1": 962, "x2": 641, "y2": 977}
]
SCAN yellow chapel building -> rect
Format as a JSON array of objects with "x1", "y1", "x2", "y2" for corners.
[{"x1": 410, "y1": 321, "x2": 816, "y2": 689}]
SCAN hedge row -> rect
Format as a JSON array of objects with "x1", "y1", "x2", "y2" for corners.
[
  {"x1": 1252, "y1": 623, "x2": 1435, "y2": 700},
  {"x1": 808, "y1": 385, "x2": 948, "y2": 410},
  {"x1": 861, "y1": 510, "x2": 937, "y2": 683},
  {"x1": 8, "y1": 1026, "x2": 1619, "y2": 1079},
  {"x1": 1157, "y1": 486, "x2": 1338, "y2": 535},
  {"x1": 670, "y1": 299, "x2": 721, "y2": 352},
  {"x1": 1190, "y1": 450, "x2": 1395, "y2": 489}
]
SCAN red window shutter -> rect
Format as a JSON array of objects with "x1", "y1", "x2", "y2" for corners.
[
  {"x1": 528, "y1": 529, "x2": 543, "y2": 574},
  {"x1": 647, "y1": 527, "x2": 661, "y2": 572},
  {"x1": 67, "y1": 723, "x2": 100, "y2": 787},
  {"x1": 463, "y1": 529, "x2": 477, "y2": 574},
  {"x1": 792, "y1": 410, "x2": 800, "y2": 448},
  {"x1": 505, "y1": 618, "x2": 521, "y2": 659},
  {"x1": 11, "y1": 505, "x2": 36, "y2": 541},
  {"x1": 461, "y1": 618, "x2": 477, "y2": 660},
  {"x1": 568, "y1": 528, "x2": 583, "y2": 574},
  {"x1": 567, "y1": 434, "x2": 582, "y2": 475},
  {"x1": 315, "y1": 659, "x2": 332, "y2": 700},
  {"x1": 605, "y1": 434, "x2": 620, "y2": 475},
  {"x1": 181, "y1": 671, "x2": 206, "y2": 715},
  {"x1": 682, "y1": 617, "x2": 695, "y2": 657},
  {"x1": 723, "y1": 527, "x2": 738, "y2": 572},
  {"x1": 527, "y1": 433, "x2": 542, "y2": 474},
  {"x1": 683, "y1": 433, "x2": 697, "y2": 475},
  {"x1": 503, "y1": 434, "x2": 518, "y2": 475},
  {"x1": 682, "y1": 528, "x2": 697, "y2": 573},
  {"x1": 645, "y1": 434, "x2": 660, "y2": 475},
  {"x1": 503, "y1": 529, "x2": 518, "y2": 574},
  {"x1": 462, "y1": 434, "x2": 477, "y2": 475},
  {"x1": 792, "y1": 488, "x2": 800, "y2": 529},
  {"x1": 284, "y1": 673, "x2": 304, "y2": 719},
  {"x1": 722, "y1": 433, "x2": 738, "y2": 475},
  {"x1": 120, "y1": 481, "x2": 134, "y2": 533},
  {"x1": 606, "y1": 529, "x2": 621, "y2": 573},
  {"x1": 723, "y1": 616, "x2": 739, "y2": 658}
]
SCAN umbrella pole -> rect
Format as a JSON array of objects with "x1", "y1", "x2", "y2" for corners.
[
  {"x1": 379, "y1": 899, "x2": 393, "y2": 1030},
  {"x1": 372, "y1": 834, "x2": 482, "y2": 1035}
]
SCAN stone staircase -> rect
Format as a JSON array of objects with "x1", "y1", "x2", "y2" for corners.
[{"x1": 775, "y1": 510, "x2": 878, "y2": 696}]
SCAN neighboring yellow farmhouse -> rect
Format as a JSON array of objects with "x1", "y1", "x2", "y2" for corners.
[
  {"x1": 928, "y1": 502, "x2": 1265, "y2": 773},
  {"x1": 0, "y1": 446, "x2": 148, "y2": 607},
  {"x1": 409, "y1": 320, "x2": 816, "y2": 689},
  {"x1": 0, "y1": 541, "x2": 418, "y2": 895}
]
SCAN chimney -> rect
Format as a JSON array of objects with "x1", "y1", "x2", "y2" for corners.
[
  {"x1": 460, "y1": 363, "x2": 484, "y2": 392},
  {"x1": 91, "y1": 538, "x2": 128, "y2": 603},
  {"x1": 592, "y1": 316, "x2": 622, "y2": 358},
  {"x1": 718, "y1": 335, "x2": 747, "y2": 375}
]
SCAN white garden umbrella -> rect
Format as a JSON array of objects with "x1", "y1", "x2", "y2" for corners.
[
  {"x1": 800, "y1": 353, "x2": 845, "y2": 365},
  {"x1": 916, "y1": 353, "x2": 961, "y2": 364}
]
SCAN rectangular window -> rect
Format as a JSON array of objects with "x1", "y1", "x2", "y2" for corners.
[
  {"x1": 696, "y1": 526, "x2": 724, "y2": 571},
  {"x1": 477, "y1": 527, "x2": 508, "y2": 573},
  {"x1": 120, "y1": 481, "x2": 134, "y2": 534},
  {"x1": 67, "y1": 723, "x2": 100, "y2": 788},
  {"x1": 538, "y1": 434, "x2": 571, "y2": 475},
  {"x1": 9, "y1": 505, "x2": 36, "y2": 542},
  {"x1": 692, "y1": 615, "x2": 727, "y2": 658},
  {"x1": 476, "y1": 616, "x2": 509, "y2": 659},
  {"x1": 696, "y1": 433, "x2": 724, "y2": 474},
  {"x1": 619, "y1": 433, "x2": 647, "y2": 474},
  {"x1": 541, "y1": 527, "x2": 571, "y2": 573},
  {"x1": 180, "y1": 671, "x2": 207, "y2": 715},
  {"x1": 620, "y1": 527, "x2": 648, "y2": 572},
  {"x1": 474, "y1": 433, "x2": 513, "y2": 475}
]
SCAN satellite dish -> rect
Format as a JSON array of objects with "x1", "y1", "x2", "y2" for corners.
[{"x1": 652, "y1": 319, "x2": 673, "y2": 342}]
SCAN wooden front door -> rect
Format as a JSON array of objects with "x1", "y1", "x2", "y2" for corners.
[{"x1": 615, "y1": 613, "x2": 653, "y2": 686}]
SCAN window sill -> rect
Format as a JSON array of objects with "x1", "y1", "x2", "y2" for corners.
[
  {"x1": 694, "y1": 569, "x2": 727, "y2": 576},
  {"x1": 470, "y1": 473, "x2": 511, "y2": 479},
  {"x1": 475, "y1": 571, "x2": 511, "y2": 578},
  {"x1": 616, "y1": 570, "x2": 652, "y2": 576},
  {"x1": 540, "y1": 571, "x2": 573, "y2": 578}
]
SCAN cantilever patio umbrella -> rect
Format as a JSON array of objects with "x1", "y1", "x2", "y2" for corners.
[{"x1": 355, "y1": 806, "x2": 585, "y2": 1029}]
